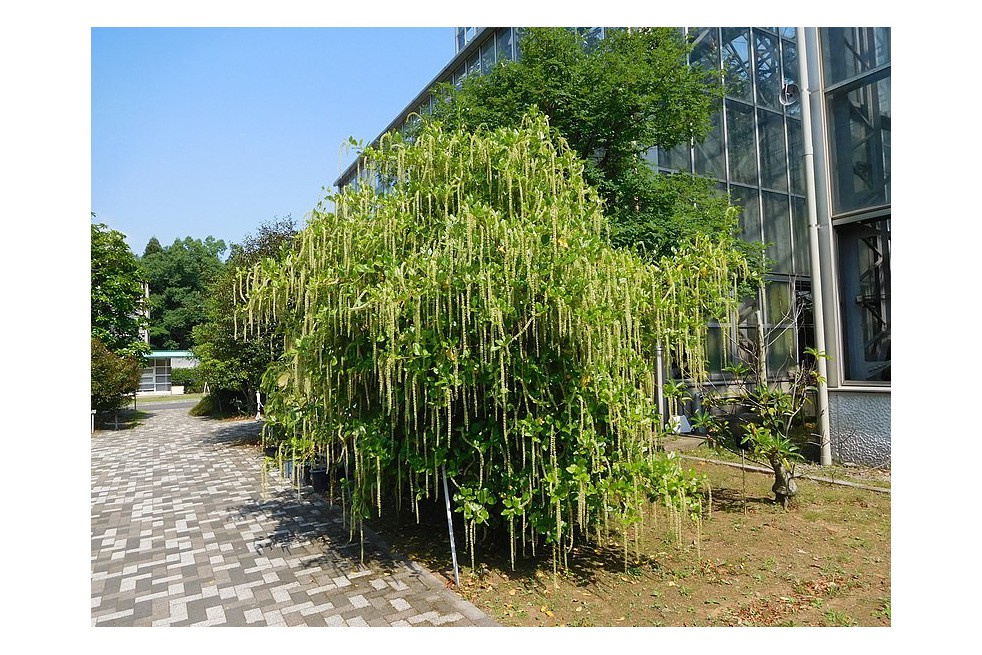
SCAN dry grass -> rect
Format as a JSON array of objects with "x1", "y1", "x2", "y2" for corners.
[{"x1": 367, "y1": 458, "x2": 890, "y2": 627}]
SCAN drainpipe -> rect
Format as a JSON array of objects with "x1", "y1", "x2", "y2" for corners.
[{"x1": 797, "y1": 27, "x2": 832, "y2": 466}]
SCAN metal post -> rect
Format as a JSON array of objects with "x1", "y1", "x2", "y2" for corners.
[
  {"x1": 655, "y1": 342, "x2": 666, "y2": 431},
  {"x1": 441, "y1": 467, "x2": 461, "y2": 587},
  {"x1": 797, "y1": 27, "x2": 832, "y2": 466}
]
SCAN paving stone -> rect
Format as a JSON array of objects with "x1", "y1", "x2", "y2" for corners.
[{"x1": 91, "y1": 407, "x2": 498, "y2": 627}]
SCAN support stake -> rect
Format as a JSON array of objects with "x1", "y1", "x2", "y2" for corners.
[{"x1": 442, "y1": 467, "x2": 460, "y2": 587}]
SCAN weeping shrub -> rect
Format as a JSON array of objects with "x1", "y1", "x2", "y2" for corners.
[{"x1": 238, "y1": 112, "x2": 751, "y2": 569}]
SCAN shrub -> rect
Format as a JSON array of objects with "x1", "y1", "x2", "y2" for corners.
[
  {"x1": 170, "y1": 367, "x2": 201, "y2": 393},
  {"x1": 91, "y1": 337, "x2": 141, "y2": 414},
  {"x1": 239, "y1": 114, "x2": 749, "y2": 570}
]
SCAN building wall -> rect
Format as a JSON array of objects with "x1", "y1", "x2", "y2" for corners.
[
  {"x1": 804, "y1": 27, "x2": 891, "y2": 466},
  {"x1": 337, "y1": 26, "x2": 891, "y2": 466},
  {"x1": 829, "y1": 391, "x2": 890, "y2": 467}
]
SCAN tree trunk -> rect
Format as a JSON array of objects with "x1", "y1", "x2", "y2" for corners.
[{"x1": 769, "y1": 456, "x2": 798, "y2": 509}]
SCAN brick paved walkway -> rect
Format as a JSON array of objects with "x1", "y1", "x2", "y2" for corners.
[{"x1": 90, "y1": 407, "x2": 498, "y2": 627}]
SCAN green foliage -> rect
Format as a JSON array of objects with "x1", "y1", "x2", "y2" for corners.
[
  {"x1": 189, "y1": 393, "x2": 217, "y2": 417},
  {"x1": 91, "y1": 220, "x2": 149, "y2": 357},
  {"x1": 91, "y1": 337, "x2": 141, "y2": 413},
  {"x1": 240, "y1": 115, "x2": 747, "y2": 567},
  {"x1": 169, "y1": 367, "x2": 201, "y2": 393},
  {"x1": 424, "y1": 27, "x2": 759, "y2": 283},
  {"x1": 140, "y1": 235, "x2": 227, "y2": 349},
  {"x1": 191, "y1": 216, "x2": 297, "y2": 414}
]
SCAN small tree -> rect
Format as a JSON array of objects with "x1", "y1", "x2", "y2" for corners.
[
  {"x1": 693, "y1": 288, "x2": 828, "y2": 509},
  {"x1": 191, "y1": 216, "x2": 296, "y2": 414},
  {"x1": 91, "y1": 220, "x2": 148, "y2": 357},
  {"x1": 91, "y1": 337, "x2": 141, "y2": 414}
]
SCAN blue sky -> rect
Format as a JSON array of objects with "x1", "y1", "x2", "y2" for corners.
[{"x1": 92, "y1": 27, "x2": 456, "y2": 255}]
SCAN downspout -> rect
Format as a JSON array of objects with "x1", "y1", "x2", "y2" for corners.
[{"x1": 797, "y1": 27, "x2": 832, "y2": 466}]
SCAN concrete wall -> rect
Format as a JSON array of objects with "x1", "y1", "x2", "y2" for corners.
[{"x1": 829, "y1": 390, "x2": 890, "y2": 467}]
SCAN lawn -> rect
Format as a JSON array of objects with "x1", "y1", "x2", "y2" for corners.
[{"x1": 367, "y1": 453, "x2": 890, "y2": 627}]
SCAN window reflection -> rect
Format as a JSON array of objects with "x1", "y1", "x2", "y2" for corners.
[
  {"x1": 721, "y1": 28, "x2": 753, "y2": 101},
  {"x1": 829, "y1": 75, "x2": 891, "y2": 213},
  {"x1": 726, "y1": 100, "x2": 757, "y2": 186}
]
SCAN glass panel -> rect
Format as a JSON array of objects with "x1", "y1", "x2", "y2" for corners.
[
  {"x1": 781, "y1": 38, "x2": 800, "y2": 119},
  {"x1": 736, "y1": 293, "x2": 761, "y2": 370},
  {"x1": 821, "y1": 27, "x2": 891, "y2": 86},
  {"x1": 765, "y1": 279, "x2": 791, "y2": 325},
  {"x1": 481, "y1": 39, "x2": 495, "y2": 73},
  {"x1": 725, "y1": 100, "x2": 757, "y2": 186},
  {"x1": 658, "y1": 143, "x2": 691, "y2": 172},
  {"x1": 456, "y1": 27, "x2": 466, "y2": 52},
  {"x1": 578, "y1": 27, "x2": 603, "y2": 52},
  {"x1": 496, "y1": 28, "x2": 514, "y2": 63},
  {"x1": 791, "y1": 195, "x2": 810, "y2": 275},
  {"x1": 766, "y1": 326, "x2": 795, "y2": 376},
  {"x1": 757, "y1": 109, "x2": 788, "y2": 191},
  {"x1": 466, "y1": 51, "x2": 480, "y2": 77},
  {"x1": 763, "y1": 192, "x2": 792, "y2": 273},
  {"x1": 786, "y1": 117, "x2": 805, "y2": 195},
  {"x1": 828, "y1": 75, "x2": 891, "y2": 214},
  {"x1": 792, "y1": 278, "x2": 815, "y2": 361},
  {"x1": 721, "y1": 27, "x2": 753, "y2": 102},
  {"x1": 837, "y1": 217, "x2": 891, "y2": 381},
  {"x1": 690, "y1": 27, "x2": 720, "y2": 73},
  {"x1": 730, "y1": 185, "x2": 761, "y2": 244},
  {"x1": 694, "y1": 102, "x2": 725, "y2": 180},
  {"x1": 453, "y1": 64, "x2": 465, "y2": 88},
  {"x1": 706, "y1": 325, "x2": 727, "y2": 375},
  {"x1": 779, "y1": 28, "x2": 796, "y2": 39},
  {"x1": 515, "y1": 27, "x2": 527, "y2": 60},
  {"x1": 754, "y1": 30, "x2": 781, "y2": 110}
]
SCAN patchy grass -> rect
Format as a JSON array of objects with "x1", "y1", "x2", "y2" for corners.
[
  {"x1": 133, "y1": 392, "x2": 205, "y2": 405},
  {"x1": 367, "y1": 458, "x2": 890, "y2": 627}
]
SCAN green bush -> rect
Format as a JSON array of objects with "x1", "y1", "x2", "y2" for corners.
[
  {"x1": 170, "y1": 367, "x2": 201, "y2": 393},
  {"x1": 91, "y1": 337, "x2": 141, "y2": 414},
  {"x1": 189, "y1": 394, "x2": 216, "y2": 416}
]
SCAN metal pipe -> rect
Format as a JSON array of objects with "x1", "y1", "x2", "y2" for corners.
[
  {"x1": 655, "y1": 342, "x2": 666, "y2": 430},
  {"x1": 797, "y1": 27, "x2": 832, "y2": 466}
]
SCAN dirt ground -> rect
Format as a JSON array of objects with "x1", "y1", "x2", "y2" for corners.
[{"x1": 368, "y1": 457, "x2": 891, "y2": 627}]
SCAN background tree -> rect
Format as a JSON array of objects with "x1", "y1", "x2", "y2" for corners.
[
  {"x1": 140, "y1": 236, "x2": 227, "y2": 349},
  {"x1": 91, "y1": 218, "x2": 147, "y2": 414},
  {"x1": 91, "y1": 220, "x2": 149, "y2": 356},
  {"x1": 426, "y1": 27, "x2": 763, "y2": 273},
  {"x1": 191, "y1": 216, "x2": 297, "y2": 414}
]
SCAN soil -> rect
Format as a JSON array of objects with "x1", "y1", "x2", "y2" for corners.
[{"x1": 367, "y1": 457, "x2": 891, "y2": 627}]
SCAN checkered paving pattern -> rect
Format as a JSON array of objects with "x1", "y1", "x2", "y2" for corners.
[{"x1": 91, "y1": 408, "x2": 498, "y2": 627}]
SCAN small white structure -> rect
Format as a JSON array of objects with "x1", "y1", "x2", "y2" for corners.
[{"x1": 138, "y1": 350, "x2": 197, "y2": 395}]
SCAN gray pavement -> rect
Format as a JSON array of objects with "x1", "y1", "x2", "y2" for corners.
[{"x1": 91, "y1": 406, "x2": 498, "y2": 627}]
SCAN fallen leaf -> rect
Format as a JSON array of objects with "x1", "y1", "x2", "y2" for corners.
[
  {"x1": 575, "y1": 606, "x2": 583, "y2": 612},
  {"x1": 509, "y1": 589, "x2": 516, "y2": 596},
  {"x1": 667, "y1": 581, "x2": 677, "y2": 587},
  {"x1": 545, "y1": 610, "x2": 554, "y2": 617}
]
